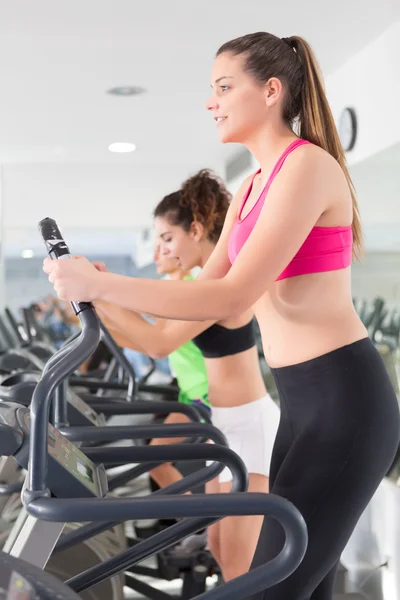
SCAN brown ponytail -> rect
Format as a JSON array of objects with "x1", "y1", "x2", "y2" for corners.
[
  {"x1": 154, "y1": 169, "x2": 231, "y2": 243},
  {"x1": 290, "y1": 36, "x2": 362, "y2": 257},
  {"x1": 217, "y1": 32, "x2": 363, "y2": 258}
]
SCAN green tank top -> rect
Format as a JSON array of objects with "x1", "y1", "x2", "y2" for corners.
[{"x1": 168, "y1": 275, "x2": 209, "y2": 403}]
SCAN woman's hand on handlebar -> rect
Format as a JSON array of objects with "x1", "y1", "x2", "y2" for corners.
[
  {"x1": 74, "y1": 256, "x2": 107, "y2": 273},
  {"x1": 43, "y1": 255, "x2": 103, "y2": 302}
]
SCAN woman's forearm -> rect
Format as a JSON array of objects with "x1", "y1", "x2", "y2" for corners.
[
  {"x1": 106, "y1": 325, "x2": 147, "y2": 354},
  {"x1": 97, "y1": 273, "x2": 237, "y2": 321},
  {"x1": 96, "y1": 299, "x2": 171, "y2": 359},
  {"x1": 95, "y1": 303, "x2": 145, "y2": 351},
  {"x1": 95, "y1": 301, "x2": 134, "y2": 326}
]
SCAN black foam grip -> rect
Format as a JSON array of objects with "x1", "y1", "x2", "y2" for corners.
[
  {"x1": 38, "y1": 217, "x2": 70, "y2": 258},
  {"x1": 38, "y1": 217, "x2": 92, "y2": 315}
]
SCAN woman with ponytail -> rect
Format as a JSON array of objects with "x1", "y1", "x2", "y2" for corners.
[{"x1": 45, "y1": 33, "x2": 399, "y2": 598}]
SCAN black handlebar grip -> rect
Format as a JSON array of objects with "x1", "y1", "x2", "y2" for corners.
[
  {"x1": 38, "y1": 217, "x2": 92, "y2": 315},
  {"x1": 38, "y1": 217, "x2": 71, "y2": 259}
]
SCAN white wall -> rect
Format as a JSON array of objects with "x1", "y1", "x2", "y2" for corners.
[
  {"x1": 327, "y1": 21, "x2": 400, "y2": 167},
  {"x1": 226, "y1": 154, "x2": 259, "y2": 195},
  {"x1": 350, "y1": 148, "x2": 400, "y2": 251},
  {"x1": 352, "y1": 253, "x2": 400, "y2": 308},
  {"x1": 2, "y1": 161, "x2": 224, "y2": 257},
  {"x1": 3, "y1": 163, "x2": 184, "y2": 227}
]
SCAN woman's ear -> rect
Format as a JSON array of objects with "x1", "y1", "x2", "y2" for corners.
[
  {"x1": 190, "y1": 220, "x2": 205, "y2": 242},
  {"x1": 264, "y1": 77, "x2": 283, "y2": 107}
]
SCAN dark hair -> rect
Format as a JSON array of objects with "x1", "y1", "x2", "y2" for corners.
[
  {"x1": 217, "y1": 32, "x2": 362, "y2": 258},
  {"x1": 154, "y1": 169, "x2": 231, "y2": 243}
]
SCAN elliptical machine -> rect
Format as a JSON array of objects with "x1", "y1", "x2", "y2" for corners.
[{"x1": 0, "y1": 217, "x2": 308, "y2": 600}]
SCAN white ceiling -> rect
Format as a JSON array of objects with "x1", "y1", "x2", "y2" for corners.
[{"x1": 0, "y1": 0, "x2": 398, "y2": 167}]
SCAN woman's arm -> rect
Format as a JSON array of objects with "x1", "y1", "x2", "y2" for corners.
[
  {"x1": 95, "y1": 303, "x2": 149, "y2": 353},
  {"x1": 96, "y1": 300, "x2": 216, "y2": 360},
  {"x1": 44, "y1": 146, "x2": 329, "y2": 320},
  {"x1": 105, "y1": 324, "x2": 147, "y2": 354},
  {"x1": 95, "y1": 301, "x2": 142, "y2": 329}
]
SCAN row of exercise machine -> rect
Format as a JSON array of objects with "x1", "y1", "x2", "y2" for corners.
[{"x1": 0, "y1": 218, "x2": 307, "y2": 599}]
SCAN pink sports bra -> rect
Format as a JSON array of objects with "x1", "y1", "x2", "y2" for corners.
[{"x1": 228, "y1": 139, "x2": 353, "y2": 281}]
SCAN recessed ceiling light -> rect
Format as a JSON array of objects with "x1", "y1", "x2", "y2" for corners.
[
  {"x1": 107, "y1": 86, "x2": 146, "y2": 97},
  {"x1": 21, "y1": 249, "x2": 34, "y2": 259},
  {"x1": 108, "y1": 142, "x2": 136, "y2": 153}
]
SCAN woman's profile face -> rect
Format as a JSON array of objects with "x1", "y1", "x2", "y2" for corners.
[
  {"x1": 154, "y1": 216, "x2": 200, "y2": 271},
  {"x1": 206, "y1": 51, "x2": 268, "y2": 145}
]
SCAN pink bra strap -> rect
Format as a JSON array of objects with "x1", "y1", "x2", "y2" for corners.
[
  {"x1": 238, "y1": 169, "x2": 260, "y2": 217},
  {"x1": 268, "y1": 139, "x2": 310, "y2": 185},
  {"x1": 238, "y1": 139, "x2": 311, "y2": 220}
]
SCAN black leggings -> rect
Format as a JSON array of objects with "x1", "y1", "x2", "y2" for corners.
[{"x1": 250, "y1": 338, "x2": 400, "y2": 600}]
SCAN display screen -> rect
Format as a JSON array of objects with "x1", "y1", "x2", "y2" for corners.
[{"x1": 77, "y1": 460, "x2": 94, "y2": 483}]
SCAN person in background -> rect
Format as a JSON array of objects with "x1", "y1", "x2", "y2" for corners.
[
  {"x1": 95, "y1": 243, "x2": 210, "y2": 493},
  {"x1": 91, "y1": 170, "x2": 279, "y2": 582}
]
